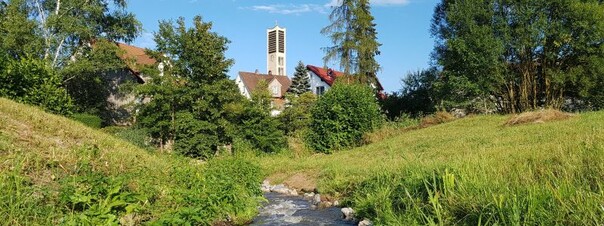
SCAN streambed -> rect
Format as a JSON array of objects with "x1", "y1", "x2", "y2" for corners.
[{"x1": 251, "y1": 192, "x2": 355, "y2": 226}]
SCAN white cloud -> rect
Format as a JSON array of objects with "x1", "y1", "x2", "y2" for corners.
[
  {"x1": 247, "y1": 0, "x2": 409, "y2": 15},
  {"x1": 247, "y1": 4, "x2": 327, "y2": 15}
]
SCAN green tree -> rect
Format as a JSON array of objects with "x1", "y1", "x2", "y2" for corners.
[
  {"x1": 382, "y1": 68, "x2": 440, "y2": 119},
  {"x1": 288, "y1": 61, "x2": 311, "y2": 95},
  {"x1": 229, "y1": 83, "x2": 287, "y2": 154},
  {"x1": 322, "y1": 0, "x2": 381, "y2": 84},
  {"x1": 432, "y1": 0, "x2": 604, "y2": 113},
  {"x1": 137, "y1": 16, "x2": 243, "y2": 158},
  {"x1": 30, "y1": 0, "x2": 141, "y2": 68},
  {"x1": 279, "y1": 92, "x2": 317, "y2": 135},
  {"x1": 0, "y1": 0, "x2": 43, "y2": 59},
  {"x1": 61, "y1": 39, "x2": 129, "y2": 115},
  {"x1": 307, "y1": 83, "x2": 382, "y2": 153}
]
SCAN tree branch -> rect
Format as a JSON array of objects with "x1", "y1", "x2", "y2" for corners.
[{"x1": 52, "y1": 37, "x2": 65, "y2": 67}]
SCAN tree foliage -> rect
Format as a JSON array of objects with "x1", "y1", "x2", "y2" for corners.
[
  {"x1": 288, "y1": 61, "x2": 311, "y2": 95},
  {"x1": 137, "y1": 16, "x2": 286, "y2": 158},
  {"x1": 279, "y1": 92, "x2": 317, "y2": 135},
  {"x1": 0, "y1": 0, "x2": 141, "y2": 119},
  {"x1": 382, "y1": 68, "x2": 439, "y2": 119},
  {"x1": 0, "y1": 0, "x2": 43, "y2": 59},
  {"x1": 322, "y1": 0, "x2": 381, "y2": 85},
  {"x1": 61, "y1": 39, "x2": 128, "y2": 115},
  {"x1": 432, "y1": 0, "x2": 604, "y2": 113},
  {"x1": 307, "y1": 83, "x2": 382, "y2": 153},
  {"x1": 30, "y1": 0, "x2": 141, "y2": 68},
  {"x1": 0, "y1": 57, "x2": 73, "y2": 115}
]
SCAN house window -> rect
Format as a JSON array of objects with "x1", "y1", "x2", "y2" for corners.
[
  {"x1": 278, "y1": 67, "x2": 284, "y2": 75},
  {"x1": 316, "y1": 86, "x2": 325, "y2": 95},
  {"x1": 278, "y1": 57, "x2": 283, "y2": 66},
  {"x1": 271, "y1": 85, "x2": 280, "y2": 96}
]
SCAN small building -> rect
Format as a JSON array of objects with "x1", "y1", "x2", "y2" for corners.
[
  {"x1": 235, "y1": 71, "x2": 292, "y2": 116},
  {"x1": 104, "y1": 42, "x2": 157, "y2": 125},
  {"x1": 306, "y1": 64, "x2": 385, "y2": 98}
]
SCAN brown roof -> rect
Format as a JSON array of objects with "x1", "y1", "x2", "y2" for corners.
[
  {"x1": 116, "y1": 42, "x2": 156, "y2": 74},
  {"x1": 238, "y1": 71, "x2": 292, "y2": 97}
]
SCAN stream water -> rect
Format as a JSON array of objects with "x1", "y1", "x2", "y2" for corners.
[{"x1": 251, "y1": 193, "x2": 356, "y2": 226}]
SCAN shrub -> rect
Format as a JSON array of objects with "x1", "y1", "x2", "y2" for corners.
[
  {"x1": 153, "y1": 157, "x2": 263, "y2": 225},
  {"x1": 72, "y1": 113, "x2": 103, "y2": 129},
  {"x1": 233, "y1": 104, "x2": 287, "y2": 154},
  {"x1": 279, "y1": 92, "x2": 317, "y2": 135},
  {"x1": 0, "y1": 57, "x2": 73, "y2": 115},
  {"x1": 307, "y1": 83, "x2": 383, "y2": 153}
]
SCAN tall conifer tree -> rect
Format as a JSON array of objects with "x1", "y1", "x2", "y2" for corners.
[
  {"x1": 322, "y1": 0, "x2": 381, "y2": 85},
  {"x1": 288, "y1": 61, "x2": 311, "y2": 95}
]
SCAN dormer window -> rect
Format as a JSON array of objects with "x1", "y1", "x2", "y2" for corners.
[{"x1": 271, "y1": 85, "x2": 280, "y2": 97}]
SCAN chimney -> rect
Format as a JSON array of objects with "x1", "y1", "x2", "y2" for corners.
[
  {"x1": 255, "y1": 69, "x2": 259, "y2": 74},
  {"x1": 268, "y1": 70, "x2": 273, "y2": 75}
]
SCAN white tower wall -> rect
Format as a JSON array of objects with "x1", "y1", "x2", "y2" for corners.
[{"x1": 267, "y1": 25, "x2": 286, "y2": 76}]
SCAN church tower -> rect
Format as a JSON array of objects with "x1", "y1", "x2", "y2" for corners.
[{"x1": 267, "y1": 25, "x2": 286, "y2": 76}]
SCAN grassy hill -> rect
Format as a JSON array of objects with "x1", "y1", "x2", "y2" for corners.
[
  {"x1": 257, "y1": 111, "x2": 604, "y2": 225},
  {"x1": 0, "y1": 98, "x2": 262, "y2": 225}
]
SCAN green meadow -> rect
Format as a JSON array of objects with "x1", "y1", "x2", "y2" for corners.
[{"x1": 256, "y1": 111, "x2": 604, "y2": 225}]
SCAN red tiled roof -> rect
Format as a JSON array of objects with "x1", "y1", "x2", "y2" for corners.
[
  {"x1": 306, "y1": 64, "x2": 384, "y2": 91},
  {"x1": 116, "y1": 42, "x2": 156, "y2": 76},
  {"x1": 238, "y1": 71, "x2": 292, "y2": 97},
  {"x1": 306, "y1": 65, "x2": 345, "y2": 86}
]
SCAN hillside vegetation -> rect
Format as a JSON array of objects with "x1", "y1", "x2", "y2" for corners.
[
  {"x1": 258, "y1": 111, "x2": 604, "y2": 225},
  {"x1": 0, "y1": 98, "x2": 262, "y2": 225}
]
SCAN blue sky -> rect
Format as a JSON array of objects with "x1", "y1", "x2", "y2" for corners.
[{"x1": 129, "y1": 0, "x2": 439, "y2": 92}]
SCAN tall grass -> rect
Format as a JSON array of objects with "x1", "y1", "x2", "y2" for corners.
[
  {"x1": 256, "y1": 110, "x2": 604, "y2": 224},
  {"x1": 0, "y1": 98, "x2": 263, "y2": 225}
]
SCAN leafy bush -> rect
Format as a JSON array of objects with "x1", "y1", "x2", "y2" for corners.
[
  {"x1": 279, "y1": 92, "x2": 317, "y2": 135},
  {"x1": 153, "y1": 157, "x2": 263, "y2": 225},
  {"x1": 0, "y1": 57, "x2": 73, "y2": 115},
  {"x1": 235, "y1": 107, "x2": 286, "y2": 154},
  {"x1": 72, "y1": 113, "x2": 103, "y2": 129},
  {"x1": 381, "y1": 68, "x2": 439, "y2": 120},
  {"x1": 58, "y1": 167, "x2": 146, "y2": 225},
  {"x1": 307, "y1": 83, "x2": 383, "y2": 153}
]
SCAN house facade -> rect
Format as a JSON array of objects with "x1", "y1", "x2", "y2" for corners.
[
  {"x1": 104, "y1": 42, "x2": 157, "y2": 125},
  {"x1": 235, "y1": 71, "x2": 292, "y2": 116}
]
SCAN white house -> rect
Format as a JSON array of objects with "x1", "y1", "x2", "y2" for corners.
[{"x1": 235, "y1": 71, "x2": 292, "y2": 116}]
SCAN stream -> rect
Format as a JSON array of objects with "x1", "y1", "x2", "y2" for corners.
[{"x1": 251, "y1": 192, "x2": 356, "y2": 226}]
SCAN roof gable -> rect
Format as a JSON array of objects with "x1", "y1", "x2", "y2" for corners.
[
  {"x1": 116, "y1": 42, "x2": 157, "y2": 75},
  {"x1": 306, "y1": 64, "x2": 384, "y2": 91},
  {"x1": 238, "y1": 72, "x2": 292, "y2": 97},
  {"x1": 306, "y1": 65, "x2": 344, "y2": 86}
]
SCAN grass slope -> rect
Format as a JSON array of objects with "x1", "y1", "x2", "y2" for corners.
[
  {"x1": 0, "y1": 98, "x2": 262, "y2": 225},
  {"x1": 258, "y1": 112, "x2": 604, "y2": 225}
]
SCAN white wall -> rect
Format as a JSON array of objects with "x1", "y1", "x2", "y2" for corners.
[
  {"x1": 308, "y1": 71, "x2": 331, "y2": 95},
  {"x1": 235, "y1": 75, "x2": 251, "y2": 99}
]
